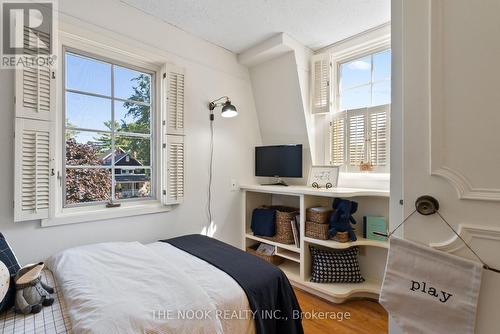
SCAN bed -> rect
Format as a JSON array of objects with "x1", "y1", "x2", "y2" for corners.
[{"x1": 5, "y1": 235, "x2": 302, "y2": 334}]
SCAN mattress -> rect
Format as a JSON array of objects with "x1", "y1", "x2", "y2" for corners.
[
  {"x1": 47, "y1": 241, "x2": 255, "y2": 334},
  {"x1": 0, "y1": 270, "x2": 72, "y2": 334}
]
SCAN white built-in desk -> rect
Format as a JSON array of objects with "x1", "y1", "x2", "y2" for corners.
[{"x1": 240, "y1": 184, "x2": 389, "y2": 303}]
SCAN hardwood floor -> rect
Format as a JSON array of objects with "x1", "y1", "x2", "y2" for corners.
[{"x1": 294, "y1": 288, "x2": 388, "y2": 334}]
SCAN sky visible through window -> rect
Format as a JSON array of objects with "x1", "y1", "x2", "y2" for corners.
[
  {"x1": 339, "y1": 49, "x2": 391, "y2": 111},
  {"x1": 65, "y1": 53, "x2": 151, "y2": 143}
]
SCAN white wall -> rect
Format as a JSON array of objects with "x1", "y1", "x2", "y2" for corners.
[
  {"x1": 248, "y1": 43, "x2": 313, "y2": 185},
  {"x1": 0, "y1": 0, "x2": 262, "y2": 264},
  {"x1": 249, "y1": 52, "x2": 308, "y2": 144}
]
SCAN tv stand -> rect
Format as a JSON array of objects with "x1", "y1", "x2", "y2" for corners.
[
  {"x1": 261, "y1": 177, "x2": 288, "y2": 186},
  {"x1": 262, "y1": 181, "x2": 288, "y2": 186}
]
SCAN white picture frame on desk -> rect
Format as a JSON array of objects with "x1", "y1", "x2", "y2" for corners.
[{"x1": 308, "y1": 165, "x2": 340, "y2": 188}]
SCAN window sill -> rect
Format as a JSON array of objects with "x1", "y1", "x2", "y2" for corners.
[
  {"x1": 337, "y1": 172, "x2": 390, "y2": 191},
  {"x1": 41, "y1": 200, "x2": 172, "y2": 227}
]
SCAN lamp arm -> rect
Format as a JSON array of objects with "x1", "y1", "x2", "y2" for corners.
[{"x1": 208, "y1": 96, "x2": 230, "y2": 110}]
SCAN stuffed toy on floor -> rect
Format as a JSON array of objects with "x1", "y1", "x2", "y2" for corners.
[
  {"x1": 328, "y1": 198, "x2": 358, "y2": 241},
  {"x1": 14, "y1": 262, "x2": 54, "y2": 314}
]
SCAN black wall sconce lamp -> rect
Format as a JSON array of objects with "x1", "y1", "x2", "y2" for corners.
[{"x1": 208, "y1": 96, "x2": 238, "y2": 121}]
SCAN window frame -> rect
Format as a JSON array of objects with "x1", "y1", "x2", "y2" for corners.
[
  {"x1": 62, "y1": 46, "x2": 156, "y2": 208},
  {"x1": 338, "y1": 49, "x2": 391, "y2": 111},
  {"x1": 333, "y1": 45, "x2": 391, "y2": 114},
  {"x1": 326, "y1": 41, "x2": 391, "y2": 173},
  {"x1": 48, "y1": 31, "x2": 167, "y2": 226}
]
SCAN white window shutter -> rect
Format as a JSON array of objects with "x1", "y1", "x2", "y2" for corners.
[
  {"x1": 368, "y1": 105, "x2": 390, "y2": 167},
  {"x1": 347, "y1": 111, "x2": 366, "y2": 166},
  {"x1": 14, "y1": 118, "x2": 51, "y2": 222},
  {"x1": 342, "y1": 106, "x2": 390, "y2": 171},
  {"x1": 15, "y1": 27, "x2": 54, "y2": 121},
  {"x1": 163, "y1": 135, "x2": 185, "y2": 205},
  {"x1": 161, "y1": 64, "x2": 186, "y2": 205},
  {"x1": 13, "y1": 25, "x2": 55, "y2": 221},
  {"x1": 162, "y1": 64, "x2": 185, "y2": 135},
  {"x1": 15, "y1": 65, "x2": 53, "y2": 121},
  {"x1": 330, "y1": 117, "x2": 345, "y2": 166},
  {"x1": 311, "y1": 55, "x2": 331, "y2": 114}
]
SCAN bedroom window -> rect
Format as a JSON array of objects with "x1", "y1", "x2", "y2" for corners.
[
  {"x1": 13, "y1": 31, "x2": 185, "y2": 224},
  {"x1": 333, "y1": 49, "x2": 391, "y2": 172},
  {"x1": 63, "y1": 50, "x2": 154, "y2": 207},
  {"x1": 312, "y1": 46, "x2": 391, "y2": 173}
]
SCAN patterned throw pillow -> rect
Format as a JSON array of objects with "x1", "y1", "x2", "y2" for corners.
[
  {"x1": 0, "y1": 233, "x2": 20, "y2": 312},
  {"x1": 310, "y1": 246, "x2": 364, "y2": 283}
]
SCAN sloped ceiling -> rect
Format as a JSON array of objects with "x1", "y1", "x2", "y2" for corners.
[{"x1": 120, "y1": 0, "x2": 390, "y2": 53}]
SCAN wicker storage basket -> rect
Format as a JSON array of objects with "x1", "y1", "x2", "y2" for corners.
[
  {"x1": 305, "y1": 221, "x2": 329, "y2": 240},
  {"x1": 332, "y1": 231, "x2": 350, "y2": 243},
  {"x1": 246, "y1": 245, "x2": 284, "y2": 266},
  {"x1": 275, "y1": 212, "x2": 297, "y2": 244},
  {"x1": 305, "y1": 222, "x2": 351, "y2": 243},
  {"x1": 264, "y1": 206, "x2": 299, "y2": 244},
  {"x1": 306, "y1": 207, "x2": 332, "y2": 224}
]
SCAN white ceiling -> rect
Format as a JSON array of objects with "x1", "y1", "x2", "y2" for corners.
[{"x1": 120, "y1": 0, "x2": 390, "y2": 53}]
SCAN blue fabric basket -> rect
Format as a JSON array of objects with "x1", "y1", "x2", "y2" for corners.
[{"x1": 250, "y1": 208, "x2": 276, "y2": 237}]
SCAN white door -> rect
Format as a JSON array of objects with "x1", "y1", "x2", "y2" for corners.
[{"x1": 392, "y1": 0, "x2": 500, "y2": 333}]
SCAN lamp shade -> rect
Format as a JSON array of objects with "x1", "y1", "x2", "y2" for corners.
[{"x1": 221, "y1": 100, "x2": 238, "y2": 118}]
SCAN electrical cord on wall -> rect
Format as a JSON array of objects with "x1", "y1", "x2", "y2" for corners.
[
  {"x1": 206, "y1": 96, "x2": 236, "y2": 226},
  {"x1": 207, "y1": 113, "x2": 214, "y2": 224}
]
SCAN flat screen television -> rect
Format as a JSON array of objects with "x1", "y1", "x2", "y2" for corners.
[{"x1": 255, "y1": 145, "x2": 302, "y2": 186}]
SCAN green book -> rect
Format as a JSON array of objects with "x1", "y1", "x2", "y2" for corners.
[{"x1": 363, "y1": 216, "x2": 388, "y2": 241}]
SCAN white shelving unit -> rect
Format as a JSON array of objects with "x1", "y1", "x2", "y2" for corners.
[{"x1": 241, "y1": 184, "x2": 389, "y2": 304}]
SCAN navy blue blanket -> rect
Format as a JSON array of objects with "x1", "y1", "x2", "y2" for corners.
[{"x1": 162, "y1": 234, "x2": 304, "y2": 334}]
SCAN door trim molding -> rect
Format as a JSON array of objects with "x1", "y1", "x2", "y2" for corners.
[
  {"x1": 432, "y1": 167, "x2": 500, "y2": 202},
  {"x1": 430, "y1": 224, "x2": 500, "y2": 254},
  {"x1": 429, "y1": 0, "x2": 500, "y2": 202}
]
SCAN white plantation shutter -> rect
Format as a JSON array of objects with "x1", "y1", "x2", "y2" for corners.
[
  {"x1": 15, "y1": 27, "x2": 54, "y2": 121},
  {"x1": 164, "y1": 135, "x2": 185, "y2": 204},
  {"x1": 15, "y1": 59, "x2": 53, "y2": 122},
  {"x1": 163, "y1": 65, "x2": 185, "y2": 135},
  {"x1": 161, "y1": 64, "x2": 186, "y2": 205},
  {"x1": 336, "y1": 105, "x2": 390, "y2": 171},
  {"x1": 330, "y1": 117, "x2": 345, "y2": 165},
  {"x1": 20, "y1": 65, "x2": 51, "y2": 119},
  {"x1": 347, "y1": 112, "x2": 366, "y2": 166},
  {"x1": 311, "y1": 55, "x2": 331, "y2": 114},
  {"x1": 368, "y1": 106, "x2": 390, "y2": 166},
  {"x1": 14, "y1": 27, "x2": 55, "y2": 222},
  {"x1": 14, "y1": 118, "x2": 51, "y2": 222}
]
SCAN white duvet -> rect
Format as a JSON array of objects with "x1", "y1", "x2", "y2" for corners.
[{"x1": 48, "y1": 241, "x2": 255, "y2": 334}]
